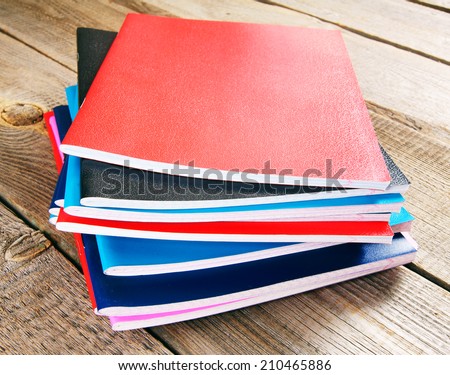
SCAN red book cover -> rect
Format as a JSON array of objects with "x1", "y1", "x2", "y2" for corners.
[
  {"x1": 57, "y1": 210, "x2": 393, "y2": 243},
  {"x1": 73, "y1": 233, "x2": 97, "y2": 310},
  {"x1": 61, "y1": 14, "x2": 390, "y2": 189}
]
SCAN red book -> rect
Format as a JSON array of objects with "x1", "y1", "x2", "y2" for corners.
[
  {"x1": 56, "y1": 210, "x2": 393, "y2": 244},
  {"x1": 61, "y1": 14, "x2": 390, "y2": 190},
  {"x1": 73, "y1": 233, "x2": 97, "y2": 310}
]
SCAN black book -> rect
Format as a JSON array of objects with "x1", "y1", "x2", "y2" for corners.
[{"x1": 77, "y1": 28, "x2": 117, "y2": 107}]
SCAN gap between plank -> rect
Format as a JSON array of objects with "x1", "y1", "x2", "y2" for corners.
[
  {"x1": 405, "y1": 263, "x2": 450, "y2": 292},
  {"x1": 254, "y1": 0, "x2": 450, "y2": 66},
  {"x1": 0, "y1": 28, "x2": 76, "y2": 73},
  {"x1": 144, "y1": 328, "x2": 182, "y2": 354},
  {"x1": 407, "y1": 0, "x2": 450, "y2": 13}
]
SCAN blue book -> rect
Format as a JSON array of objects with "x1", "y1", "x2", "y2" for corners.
[
  {"x1": 48, "y1": 101, "x2": 73, "y2": 217},
  {"x1": 98, "y1": 237, "x2": 327, "y2": 276},
  {"x1": 80, "y1": 233, "x2": 417, "y2": 327},
  {"x1": 65, "y1": 85, "x2": 79, "y2": 121},
  {"x1": 389, "y1": 207, "x2": 414, "y2": 226},
  {"x1": 96, "y1": 208, "x2": 413, "y2": 276}
]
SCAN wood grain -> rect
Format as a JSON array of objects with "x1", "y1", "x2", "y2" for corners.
[
  {"x1": 0, "y1": 0, "x2": 131, "y2": 72},
  {"x1": 0, "y1": 0, "x2": 176, "y2": 71},
  {"x1": 408, "y1": 0, "x2": 450, "y2": 12},
  {"x1": 371, "y1": 109, "x2": 450, "y2": 286},
  {"x1": 151, "y1": 267, "x2": 450, "y2": 354},
  {"x1": 0, "y1": 33, "x2": 74, "y2": 107},
  {"x1": 0, "y1": 32, "x2": 78, "y2": 261},
  {"x1": 0, "y1": 203, "x2": 172, "y2": 354},
  {"x1": 0, "y1": 204, "x2": 50, "y2": 266},
  {"x1": 259, "y1": 0, "x2": 450, "y2": 63}
]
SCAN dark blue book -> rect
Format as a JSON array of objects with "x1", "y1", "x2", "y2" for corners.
[
  {"x1": 53, "y1": 105, "x2": 72, "y2": 141},
  {"x1": 48, "y1": 105, "x2": 72, "y2": 218},
  {"x1": 81, "y1": 232, "x2": 417, "y2": 327},
  {"x1": 48, "y1": 158, "x2": 68, "y2": 216}
]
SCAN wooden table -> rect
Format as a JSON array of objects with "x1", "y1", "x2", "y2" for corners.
[{"x1": 1, "y1": 0, "x2": 449, "y2": 355}]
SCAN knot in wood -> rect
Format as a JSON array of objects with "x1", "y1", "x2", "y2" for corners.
[{"x1": 1, "y1": 103, "x2": 44, "y2": 126}]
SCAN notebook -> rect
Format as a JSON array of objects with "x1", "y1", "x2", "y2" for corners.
[
  {"x1": 65, "y1": 85, "x2": 78, "y2": 121},
  {"x1": 57, "y1": 208, "x2": 394, "y2": 243},
  {"x1": 61, "y1": 14, "x2": 390, "y2": 189},
  {"x1": 72, "y1": 28, "x2": 409, "y2": 210},
  {"x1": 48, "y1": 159, "x2": 68, "y2": 215},
  {"x1": 97, "y1": 237, "x2": 335, "y2": 276},
  {"x1": 79, "y1": 146, "x2": 408, "y2": 210},
  {"x1": 48, "y1": 105, "x2": 72, "y2": 215},
  {"x1": 63, "y1": 155, "x2": 404, "y2": 223},
  {"x1": 79, "y1": 233, "x2": 417, "y2": 322},
  {"x1": 96, "y1": 208, "x2": 413, "y2": 276}
]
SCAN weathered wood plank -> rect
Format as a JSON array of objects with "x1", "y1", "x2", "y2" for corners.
[
  {"x1": 259, "y1": 0, "x2": 450, "y2": 64},
  {"x1": 0, "y1": 0, "x2": 125, "y2": 72},
  {"x1": 0, "y1": 204, "x2": 172, "y2": 355},
  {"x1": 0, "y1": 0, "x2": 174, "y2": 96},
  {"x1": 0, "y1": 35, "x2": 74, "y2": 107},
  {"x1": 370, "y1": 108, "x2": 450, "y2": 286},
  {"x1": 0, "y1": 32, "x2": 78, "y2": 261},
  {"x1": 152, "y1": 267, "x2": 450, "y2": 354},
  {"x1": 0, "y1": 204, "x2": 50, "y2": 267},
  {"x1": 0, "y1": 0, "x2": 175, "y2": 72},
  {"x1": 409, "y1": 0, "x2": 450, "y2": 12}
]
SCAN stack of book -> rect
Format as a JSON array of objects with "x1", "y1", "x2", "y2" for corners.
[{"x1": 46, "y1": 14, "x2": 417, "y2": 331}]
